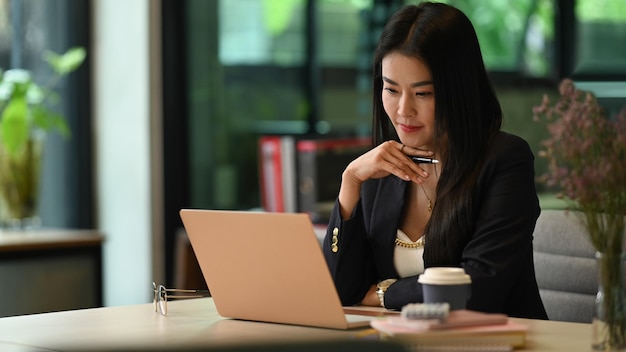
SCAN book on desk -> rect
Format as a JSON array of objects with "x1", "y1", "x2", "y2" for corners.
[{"x1": 371, "y1": 309, "x2": 528, "y2": 351}]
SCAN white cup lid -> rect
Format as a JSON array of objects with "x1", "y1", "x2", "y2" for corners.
[{"x1": 418, "y1": 267, "x2": 471, "y2": 285}]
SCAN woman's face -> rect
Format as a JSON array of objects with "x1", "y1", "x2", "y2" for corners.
[{"x1": 381, "y1": 52, "x2": 435, "y2": 150}]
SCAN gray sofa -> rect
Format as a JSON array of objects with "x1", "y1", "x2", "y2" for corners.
[
  {"x1": 532, "y1": 209, "x2": 626, "y2": 323},
  {"x1": 532, "y1": 209, "x2": 598, "y2": 323}
]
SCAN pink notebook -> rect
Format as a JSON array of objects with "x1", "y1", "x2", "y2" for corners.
[{"x1": 371, "y1": 310, "x2": 528, "y2": 349}]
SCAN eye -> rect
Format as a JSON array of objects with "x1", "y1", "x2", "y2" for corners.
[
  {"x1": 384, "y1": 87, "x2": 398, "y2": 94},
  {"x1": 415, "y1": 91, "x2": 433, "y2": 97}
]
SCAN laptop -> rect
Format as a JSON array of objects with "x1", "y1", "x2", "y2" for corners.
[{"x1": 179, "y1": 209, "x2": 381, "y2": 329}]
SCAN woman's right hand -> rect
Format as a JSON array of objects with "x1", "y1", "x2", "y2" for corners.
[
  {"x1": 345, "y1": 140, "x2": 433, "y2": 185},
  {"x1": 361, "y1": 284, "x2": 381, "y2": 307},
  {"x1": 338, "y1": 140, "x2": 434, "y2": 219}
]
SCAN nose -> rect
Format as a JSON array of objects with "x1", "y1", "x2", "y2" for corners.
[{"x1": 397, "y1": 93, "x2": 416, "y2": 117}]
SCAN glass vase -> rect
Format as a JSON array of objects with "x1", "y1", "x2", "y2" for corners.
[
  {"x1": 592, "y1": 251, "x2": 626, "y2": 351},
  {"x1": 0, "y1": 134, "x2": 44, "y2": 230}
]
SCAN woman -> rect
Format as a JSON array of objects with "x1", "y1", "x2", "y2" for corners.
[{"x1": 323, "y1": 2, "x2": 547, "y2": 319}]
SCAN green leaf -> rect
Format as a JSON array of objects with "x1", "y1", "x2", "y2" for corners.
[
  {"x1": 31, "y1": 105, "x2": 69, "y2": 138},
  {"x1": 48, "y1": 112, "x2": 71, "y2": 138},
  {"x1": 32, "y1": 105, "x2": 52, "y2": 131},
  {"x1": 26, "y1": 82, "x2": 45, "y2": 104},
  {"x1": 44, "y1": 47, "x2": 87, "y2": 75},
  {"x1": 0, "y1": 96, "x2": 29, "y2": 156},
  {"x1": 0, "y1": 47, "x2": 85, "y2": 150}
]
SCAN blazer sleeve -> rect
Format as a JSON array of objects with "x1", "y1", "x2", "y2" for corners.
[
  {"x1": 381, "y1": 274, "x2": 423, "y2": 309},
  {"x1": 322, "y1": 199, "x2": 377, "y2": 306}
]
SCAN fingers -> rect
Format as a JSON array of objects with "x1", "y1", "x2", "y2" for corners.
[
  {"x1": 386, "y1": 153, "x2": 429, "y2": 183},
  {"x1": 385, "y1": 141, "x2": 433, "y2": 183},
  {"x1": 344, "y1": 141, "x2": 435, "y2": 185}
]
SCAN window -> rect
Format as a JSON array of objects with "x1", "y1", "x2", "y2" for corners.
[
  {"x1": 219, "y1": 0, "x2": 306, "y2": 66},
  {"x1": 573, "y1": 0, "x2": 626, "y2": 77},
  {"x1": 317, "y1": 0, "x2": 378, "y2": 135},
  {"x1": 162, "y1": 0, "x2": 625, "y2": 283},
  {"x1": 440, "y1": 0, "x2": 556, "y2": 77}
]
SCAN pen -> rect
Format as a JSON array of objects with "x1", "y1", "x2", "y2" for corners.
[{"x1": 411, "y1": 157, "x2": 440, "y2": 164}]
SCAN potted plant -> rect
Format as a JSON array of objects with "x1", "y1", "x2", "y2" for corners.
[
  {"x1": 0, "y1": 47, "x2": 86, "y2": 229},
  {"x1": 533, "y1": 79, "x2": 626, "y2": 350}
]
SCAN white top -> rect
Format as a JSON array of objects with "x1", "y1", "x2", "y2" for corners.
[{"x1": 394, "y1": 229, "x2": 425, "y2": 278}]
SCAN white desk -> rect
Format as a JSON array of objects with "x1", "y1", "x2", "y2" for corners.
[{"x1": 0, "y1": 298, "x2": 592, "y2": 351}]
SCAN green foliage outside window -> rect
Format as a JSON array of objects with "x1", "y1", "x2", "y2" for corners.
[
  {"x1": 442, "y1": 0, "x2": 554, "y2": 76},
  {"x1": 577, "y1": 0, "x2": 626, "y2": 21}
]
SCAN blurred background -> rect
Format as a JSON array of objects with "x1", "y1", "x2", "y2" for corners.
[{"x1": 0, "y1": 0, "x2": 624, "y2": 310}]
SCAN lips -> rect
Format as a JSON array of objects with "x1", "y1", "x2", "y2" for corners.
[{"x1": 399, "y1": 124, "x2": 422, "y2": 133}]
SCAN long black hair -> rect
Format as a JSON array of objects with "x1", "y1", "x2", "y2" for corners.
[{"x1": 372, "y1": 2, "x2": 502, "y2": 265}]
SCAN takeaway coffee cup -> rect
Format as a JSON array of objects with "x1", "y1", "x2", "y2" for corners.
[{"x1": 418, "y1": 267, "x2": 472, "y2": 310}]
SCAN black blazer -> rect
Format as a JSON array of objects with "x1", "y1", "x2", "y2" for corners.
[{"x1": 323, "y1": 132, "x2": 548, "y2": 320}]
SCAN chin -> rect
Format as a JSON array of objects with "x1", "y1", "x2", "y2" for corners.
[{"x1": 400, "y1": 138, "x2": 425, "y2": 149}]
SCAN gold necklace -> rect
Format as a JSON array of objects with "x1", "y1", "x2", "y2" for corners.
[
  {"x1": 395, "y1": 236, "x2": 425, "y2": 249},
  {"x1": 419, "y1": 183, "x2": 433, "y2": 212},
  {"x1": 418, "y1": 162, "x2": 438, "y2": 212}
]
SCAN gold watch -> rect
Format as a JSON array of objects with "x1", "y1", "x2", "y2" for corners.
[{"x1": 376, "y1": 279, "x2": 397, "y2": 308}]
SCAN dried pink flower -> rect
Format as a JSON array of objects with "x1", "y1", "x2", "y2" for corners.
[{"x1": 533, "y1": 79, "x2": 626, "y2": 254}]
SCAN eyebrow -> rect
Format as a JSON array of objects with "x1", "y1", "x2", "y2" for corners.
[{"x1": 382, "y1": 76, "x2": 433, "y2": 88}]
